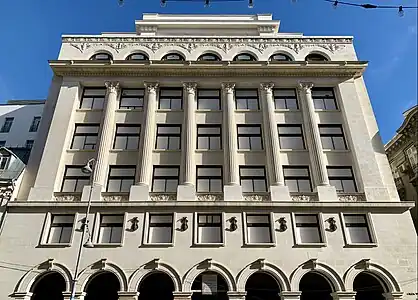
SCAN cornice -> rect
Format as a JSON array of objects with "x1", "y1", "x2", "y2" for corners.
[
  {"x1": 385, "y1": 114, "x2": 417, "y2": 154},
  {"x1": 49, "y1": 60, "x2": 367, "y2": 78},
  {"x1": 63, "y1": 36, "x2": 352, "y2": 54}
]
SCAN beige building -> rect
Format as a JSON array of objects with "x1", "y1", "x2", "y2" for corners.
[
  {"x1": 385, "y1": 105, "x2": 417, "y2": 231},
  {"x1": 0, "y1": 14, "x2": 416, "y2": 300}
]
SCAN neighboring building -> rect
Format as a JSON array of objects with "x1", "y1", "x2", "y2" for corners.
[
  {"x1": 0, "y1": 14, "x2": 416, "y2": 300},
  {"x1": 385, "y1": 105, "x2": 417, "y2": 231}
]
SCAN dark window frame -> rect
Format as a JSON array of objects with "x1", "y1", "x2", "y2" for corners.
[
  {"x1": 71, "y1": 124, "x2": 100, "y2": 150},
  {"x1": 196, "y1": 166, "x2": 223, "y2": 193},
  {"x1": 0, "y1": 155, "x2": 10, "y2": 169},
  {"x1": 80, "y1": 88, "x2": 106, "y2": 109},
  {"x1": 106, "y1": 165, "x2": 136, "y2": 193},
  {"x1": 239, "y1": 166, "x2": 268, "y2": 193},
  {"x1": 198, "y1": 53, "x2": 221, "y2": 61},
  {"x1": 197, "y1": 89, "x2": 221, "y2": 110},
  {"x1": 151, "y1": 166, "x2": 180, "y2": 192},
  {"x1": 0, "y1": 117, "x2": 14, "y2": 133},
  {"x1": 98, "y1": 214, "x2": 124, "y2": 244},
  {"x1": 90, "y1": 53, "x2": 112, "y2": 61},
  {"x1": 283, "y1": 166, "x2": 313, "y2": 192},
  {"x1": 47, "y1": 214, "x2": 74, "y2": 244},
  {"x1": 113, "y1": 124, "x2": 141, "y2": 150},
  {"x1": 237, "y1": 124, "x2": 263, "y2": 150},
  {"x1": 273, "y1": 89, "x2": 299, "y2": 109},
  {"x1": 61, "y1": 165, "x2": 90, "y2": 193},
  {"x1": 269, "y1": 53, "x2": 292, "y2": 61},
  {"x1": 246, "y1": 214, "x2": 273, "y2": 243},
  {"x1": 148, "y1": 213, "x2": 174, "y2": 244},
  {"x1": 294, "y1": 213, "x2": 323, "y2": 243},
  {"x1": 126, "y1": 53, "x2": 149, "y2": 61},
  {"x1": 196, "y1": 213, "x2": 223, "y2": 243},
  {"x1": 319, "y1": 124, "x2": 347, "y2": 150},
  {"x1": 119, "y1": 88, "x2": 145, "y2": 109},
  {"x1": 197, "y1": 124, "x2": 222, "y2": 150},
  {"x1": 233, "y1": 53, "x2": 257, "y2": 61},
  {"x1": 162, "y1": 53, "x2": 185, "y2": 61},
  {"x1": 344, "y1": 214, "x2": 373, "y2": 243},
  {"x1": 155, "y1": 124, "x2": 182, "y2": 150},
  {"x1": 305, "y1": 53, "x2": 328, "y2": 62},
  {"x1": 312, "y1": 88, "x2": 338, "y2": 110},
  {"x1": 29, "y1": 116, "x2": 41, "y2": 132},
  {"x1": 327, "y1": 166, "x2": 358, "y2": 192},
  {"x1": 278, "y1": 125, "x2": 305, "y2": 149},
  {"x1": 25, "y1": 140, "x2": 34, "y2": 149},
  {"x1": 235, "y1": 89, "x2": 260, "y2": 110},
  {"x1": 158, "y1": 88, "x2": 183, "y2": 110}
]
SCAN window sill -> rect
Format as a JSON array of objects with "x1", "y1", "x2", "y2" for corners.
[
  {"x1": 153, "y1": 149, "x2": 181, "y2": 153},
  {"x1": 76, "y1": 109, "x2": 104, "y2": 112},
  {"x1": 279, "y1": 149, "x2": 308, "y2": 152},
  {"x1": 323, "y1": 149, "x2": 350, "y2": 153},
  {"x1": 37, "y1": 243, "x2": 72, "y2": 248},
  {"x1": 274, "y1": 109, "x2": 300, "y2": 112},
  {"x1": 235, "y1": 109, "x2": 261, "y2": 112},
  {"x1": 141, "y1": 242, "x2": 174, "y2": 247},
  {"x1": 243, "y1": 243, "x2": 275, "y2": 248},
  {"x1": 293, "y1": 243, "x2": 326, "y2": 248},
  {"x1": 192, "y1": 243, "x2": 224, "y2": 247},
  {"x1": 195, "y1": 109, "x2": 222, "y2": 113},
  {"x1": 66, "y1": 149, "x2": 96, "y2": 153},
  {"x1": 156, "y1": 109, "x2": 184, "y2": 112},
  {"x1": 92, "y1": 243, "x2": 123, "y2": 247},
  {"x1": 237, "y1": 149, "x2": 265, "y2": 153},
  {"x1": 314, "y1": 109, "x2": 341, "y2": 112},
  {"x1": 110, "y1": 149, "x2": 139, "y2": 152},
  {"x1": 344, "y1": 243, "x2": 378, "y2": 248},
  {"x1": 195, "y1": 149, "x2": 223, "y2": 152},
  {"x1": 116, "y1": 108, "x2": 143, "y2": 112}
]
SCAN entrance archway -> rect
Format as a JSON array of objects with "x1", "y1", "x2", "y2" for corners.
[
  {"x1": 299, "y1": 272, "x2": 333, "y2": 300},
  {"x1": 191, "y1": 271, "x2": 229, "y2": 300},
  {"x1": 31, "y1": 272, "x2": 66, "y2": 300},
  {"x1": 354, "y1": 272, "x2": 386, "y2": 300},
  {"x1": 245, "y1": 272, "x2": 281, "y2": 300},
  {"x1": 138, "y1": 271, "x2": 174, "y2": 300},
  {"x1": 85, "y1": 272, "x2": 120, "y2": 300}
]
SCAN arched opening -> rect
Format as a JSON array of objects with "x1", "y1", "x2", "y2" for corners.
[
  {"x1": 305, "y1": 53, "x2": 328, "y2": 62},
  {"x1": 162, "y1": 53, "x2": 185, "y2": 61},
  {"x1": 85, "y1": 272, "x2": 120, "y2": 300},
  {"x1": 245, "y1": 272, "x2": 281, "y2": 300},
  {"x1": 191, "y1": 271, "x2": 229, "y2": 300},
  {"x1": 30, "y1": 272, "x2": 66, "y2": 300},
  {"x1": 127, "y1": 53, "x2": 149, "y2": 61},
  {"x1": 198, "y1": 53, "x2": 221, "y2": 61},
  {"x1": 354, "y1": 272, "x2": 386, "y2": 300},
  {"x1": 299, "y1": 272, "x2": 333, "y2": 300},
  {"x1": 269, "y1": 53, "x2": 292, "y2": 62},
  {"x1": 138, "y1": 271, "x2": 174, "y2": 300},
  {"x1": 233, "y1": 53, "x2": 257, "y2": 61},
  {"x1": 90, "y1": 52, "x2": 113, "y2": 61}
]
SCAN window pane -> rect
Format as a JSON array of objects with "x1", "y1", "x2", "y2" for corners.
[
  {"x1": 198, "y1": 168, "x2": 221, "y2": 177},
  {"x1": 330, "y1": 179, "x2": 344, "y2": 192},
  {"x1": 158, "y1": 126, "x2": 181, "y2": 134},
  {"x1": 247, "y1": 99, "x2": 259, "y2": 110},
  {"x1": 283, "y1": 168, "x2": 309, "y2": 177},
  {"x1": 110, "y1": 227, "x2": 123, "y2": 243},
  {"x1": 65, "y1": 168, "x2": 85, "y2": 177},
  {"x1": 236, "y1": 99, "x2": 247, "y2": 110},
  {"x1": 169, "y1": 137, "x2": 180, "y2": 149},
  {"x1": 211, "y1": 179, "x2": 222, "y2": 192},
  {"x1": 198, "y1": 127, "x2": 220, "y2": 135},
  {"x1": 76, "y1": 126, "x2": 99, "y2": 134},
  {"x1": 198, "y1": 137, "x2": 209, "y2": 149},
  {"x1": 126, "y1": 137, "x2": 139, "y2": 149},
  {"x1": 319, "y1": 126, "x2": 342, "y2": 134},
  {"x1": 240, "y1": 168, "x2": 265, "y2": 176},
  {"x1": 84, "y1": 89, "x2": 106, "y2": 96},
  {"x1": 165, "y1": 179, "x2": 178, "y2": 192},
  {"x1": 278, "y1": 126, "x2": 302, "y2": 134},
  {"x1": 286, "y1": 99, "x2": 298, "y2": 109},
  {"x1": 48, "y1": 227, "x2": 63, "y2": 243},
  {"x1": 199, "y1": 227, "x2": 221, "y2": 243},
  {"x1": 347, "y1": 227, "x2": 371, "y2": 243},
  {"x1": 159, "y1": 99, "x2": 171, "y2": 109},
  {"x1": 62, "y1": 180, "x2": 76, "y2": 192},
  {"x1": 253, "y1": 179, "x2": 267, "y2": 192},
  {"x1": 238, "y1": 137, "x2": 250, "y2": 149},
  {"x1": 274, "y1": 89, "x2": 296, "y2": 97},
  {"x1": 342, "y1": 180, "x2": 356, "y2": 192},
  {"x1": 117, "y1": 126, "x2": 140, "y2": 134},
  {"x1": 156, "y1": 137, "x2": 168, "y2": 149},
  {"x1": 197, "y1": 179, "x2": 210, "y2": 192},
  {"x1": 99, "y1": 227, "x2": 112, "y2": 243},
  {"x1": 75, "y1": 180, "x2": 89, "y2": 192},
  {"x1": 295, "y1": 215, "x2": 318, "y2": 224},
  {"x1": 198, "y1": 99, "x2": 219, "y2": 110},
  {"x1": 298, "y1": 180, "x2": 312, "y2": 192},
  {"x1": 210, "y1": 137, "x2": 221, "y2": 149},
  {"x1": 324, "y1": 98, "x2": 337, "y2": 110},
  {"x1": 121, "y1": 98, "x2": 143, "y2": 108},
  {"x1": 161, "y1": 89, "x2": 182, "y2": 96},
  {"x1": 171, "y1": 99, "x2": 182, "y2": 110},
  {"x1": 110, "y1": 168, "x2": 135, "y2": 177},
  {"x1": 152, "y1": 179, "x2": 166, "y2": 192},
  {"x1": 71, "y1": 137, "x2": 84, "y2": 149},
  {"x1": 297, "y1": 227, "x2": 322, "y2": 243},
  {"x1": 102, "y1": 215, "x2": 124, "y2": 223},
  {"x1": 92, "y1": 99, "x2": 104, "y2": 110},
  {"x1": 251, "y1": 137, "x2": 262, "y2": 150},
  {"x1": 280, "y1": 137, "x2": 304, "y2": 149},
  {"x1": 345, "y1": 215, "x2": 367, "y2": 224},
  {"x1": 154, "y1": 168, "x2": 179, "y2": 176},
  {"x1": 60, "y1": 227, "x2": 72, "y2": 243},
  {"x1": 248, "y1": 227, "x2": 271, "y2": 243},
  {"x1": 199, "y1": 90, "x2": 219, "y2": 97},
  {"x1": 121, "y1": 179, "x2": 134, "y2": 192},
  {"x1": 122, "y1": 89, "x2": 144, "y2": 96},
  {"x1": 275, "y1": 99, "x2": 286, "y2": 109},
  {"x1": 328, "y1": 168, "x2": 352, "y2": 177},
  {"x1": 241, "y1": 179, "x2": 253, "y2": 193},
  {"x1": 236, "y1": 90, "x2": 257, "y2": 97},
  {"x1": 150, "y1": 215, "x2": 173, "y2": 223},
  {"x1": 114, "y1": 137, "x2": 126, "y2": 149},
  {"x1": 333, "y1": 137, "x2": 346, "y2": 150},
  {"x1": 313, "y1": 99, "x2": 325, "y2": 110},
  {"x1": 149, "y1": 227, "x2": 172, "y2": 243},
  {"x1": 321, "y1": 137, "x2": 334, "y2": 149},
  {"x1": 247, "y1": 215, "x2": 269, "y2": 223},
  {"x1": 52, "y1": 215, "x2": 74, "y2": 224},
  {"x1": 285, "y1": 179, "x2": 298, "y2": 192},
  {"x1": 312, "y1": 90, "x2": 334, "y2": 97},
  {"x1": 80, "y1": 98, "x2": 93, "y2": 109}
]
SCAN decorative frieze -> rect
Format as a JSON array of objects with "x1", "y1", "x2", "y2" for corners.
[
  {"x1": 337, "y1": 193, "x2": 366, "y2": 202},
  {"x1": 291, "y1": 194, "x2": 318, "y2": 202},
  {"x1": 196, "y1": 193, "x2": 223, "y2": 201},
  {"x1": 243, "y1": 194, "x2": 270, "y2": 201},
  {"x1": 53, "y1": 193, "x2": 81, "y2": 202},
  {"x1": 149, "y1": 193, "x2": 177, "y2": 201},
  {"x1": 102, "y1": 195, "x2": 129, "y2": 202}
]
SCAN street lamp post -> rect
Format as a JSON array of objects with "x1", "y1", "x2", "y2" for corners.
[{"x1": 70, "y1": 158, "x2": 95, "y2": 300}]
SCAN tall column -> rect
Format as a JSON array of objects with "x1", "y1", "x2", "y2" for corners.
[
  {"x1": 177, "y1": 82, "x2": 197, "y2": 201},
  {"x1": 297, "y1": 82, "x2": 337, "y2": 201},
  {"x1": 130, "y1": 82, "x2": 158, "y2": 201},
  {"x1": 260, "y1": 83, "x2": 291, "y2": 201},
  {"x1": 222, "y1": 83, "x2": 242, "y2": 201},
  {"x1": 83, "y1": 81, "x2": 119, "y2": 201}
]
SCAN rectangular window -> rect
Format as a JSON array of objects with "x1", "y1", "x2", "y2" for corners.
[
  {"x1": 237, "y1": 125, "x2": 263, "y2": 150},
  {"x1": 319, "y1": 125, "x2": 347, "y2": 150},
  {"x1": 0, "y1": 141, "x2": 5, "y2": 147},
  {"x1": 197, "y1": 213, "x2": 222, "y2": 244},
  {"x1": 196, "y1": 166, "x2": 223, "y2": 193},
  {"x1": 406, "y1": 145, "x2": 418, "y2": 167},
  {"x1": 80, "y1": 88, "x2": 106, "y2": 109},
  {"x1": 0, "y1": 117, "x2": 14, "y2": 133},
  {"x1": 120, "y1": 89, "x2": 144, "y2": 109},
  {"x1": 246, "y1": 214, "x2": 272, "y2": 244},
  {"x1": 197, "y1": 89, "x2": 221, "y2": 110},
  {"x1": 197, "y1": 125, "x2": 221, "y2": 150},
  {"x1": 327, "y1": 167, "x2": 357, "y2": 192},
  {"x1": 106, "y1": 166, "x2": 136, "y2": 192},
  {"x1": 235, "y1": 89, "x2": 259, "y2": 110},
  {"x1": 152, "y1": 166, "x2": 180, "y2": 193},
  {"x1": 312, "y1": 88, "x2": 337, "y2": 110},
  {"x1": 343, "y1": 214, "x2": 373, "y2": 244},
  {"x1": 47, "y1": 215, "x2": 74, "y2": 244},
  {"x1": 240, "y1": 167, "x2": 267, "y2": 193},
  {"x1": 148, "y1": 214, "x2": 174, "y2": 244},
  {"x1": 294, "y1": 214, "x2": 323, "y2": 244},
  {"x1": 156, "y1": 125, "x2": 181, "y2": 150},
  {"x1": 71, "y1": 124, "x2": 100, "y2": 150},
  {"x1": 29, "y1": 116, "x2": 41, "y2": 132},
  {"x1": 0, "y1": 155, "x2": 10, "y2": 169},
  {"x1": 159, "y1": 88, "x2": 183, "y2": 109},
  {"x1": 98, "y1": 215, "x2": 124, "y2": 244},
  {"x1": 274, "y1": 89, "x2": 298, "y2": 109},
  {"x1": 283, "y1": 167, "x2": 312, "y2": 192},
  {"x1": 278, "y1": 125, "x2": 305, "y2": 149},
  {"x1": 113, "y1": 125, "x2": 140, "y2": 150},
  {"x1": 61, "y1": 166, "x2": 90, "y2": 192},
  {"x1": 26, "y1": 140, "x2": 34, "y2": 149}
]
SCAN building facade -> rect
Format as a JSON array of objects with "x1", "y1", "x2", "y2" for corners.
[
  {"x1": 0, "y1": 14, "x2": 416, "y2": 300},
  {"x1": 385, "y1": 105, "x2": 417, "y2": 232}
]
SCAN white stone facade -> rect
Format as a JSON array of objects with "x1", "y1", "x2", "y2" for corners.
[{"x1": 0, "y1": 14, "x2": 416, "y2": 300}]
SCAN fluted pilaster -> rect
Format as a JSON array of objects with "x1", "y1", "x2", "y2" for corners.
[{"x1": 182, "y1": 82, "x2": 197, "y2": 185}]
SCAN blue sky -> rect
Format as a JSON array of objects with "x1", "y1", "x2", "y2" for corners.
[{"x1": 0, "y1": 0, "x2": 416, "y2": 143}]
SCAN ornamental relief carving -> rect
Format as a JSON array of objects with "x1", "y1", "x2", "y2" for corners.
[
  {"x1": 149, "y1": 193, "x2": 177, "y2": 201},
  {"x1": 243, "y1": 194, "x2": 270, "y2": 201},
  {"x1": 53, "y1": 195, "x2": 81, "y2": 202},
  {"x1": 291, "y1": 194, "x2": 318, "y2": 202},
  {"x1": 102, "y1": 195, "x2": 128, "y2": 202},
  {"x1": 337, "y1": 194, "x2": 366, "y2": 202},
  {"x1": 67, "y1": 37, "x2": 350, "y2": 55},
  {"x1": 196, "y1": 194, "x2": 223, "y2": 201}
]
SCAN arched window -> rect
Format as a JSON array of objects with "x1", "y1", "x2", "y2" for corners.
[
  {"x1": 299, "y1": 272, "x2": 333, "y2": 300},
  {"x1": 85, "y1": 272, "x2": 120, "y2": 300},
  {"x1": 138, "y1": 272, "x2": 174, "y2": 300},
  {"x1": 191, "y1": 271, "x2": 229, "y2": 300},
  {"x1": 162, "y1": 53, "x2": 185, "y2": 61},
  {"x1": 127, "y1": 53, "x2": 149, "y2": 61},
  {"x1": 269, "y1": 53, "x2": 292, "y2": 62},
  {"x1": 233, "y1": 53, "x2": 257, "y2": 62},
  {"x1": 354, "y1": 272, "x2": 386, "y2": 300},
  {"x1": 198, "y1": 53, "x2": 221, "y2": 61},
  {"x1": 305, "y1": 53, "x2": 328, "y2": 62},
  {"x1": 90, "y1": 53, "x2": 112, "y2": 61},
  {"x1": 245, "y1": 272, "x2": 281, "y2": 300},
  {"x1": 31, "y1": 272, "x2": 66, "y2": 300}
]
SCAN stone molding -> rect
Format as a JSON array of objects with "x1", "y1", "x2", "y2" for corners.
[
  {"x1": 144, "y1": 82, "x2": 159, "y2": 93},
  {"x1": 260, "y1": 82, "x2": 274, "y2": 92},
  {"x1": 183, "y1": 82, "x2": 197, "y2": 94},
  {"x1": 243, "y1": 193, "x2": 270, "y2": 201},
  {"x1": 221, "y1": 82, "x2": 235, "y2": 93},
  {"x1": 196, "y1": 193, "x2": 223, "y2": 201},
  {"x1": 337, "y1": 193, "x2": 366, "y2": 202},
  {"x1": 105, "y1": 81, "x2": 120, "y2": 94},
  {"x1": 149, "y1": 193, "x2": 177, "y2": 201},
  {"x1": 290, "y1": 193, "x2": 318, "y2": 202},
  {"x1": 53, "y1": 192, "x2": 81, "y2": 202}
]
